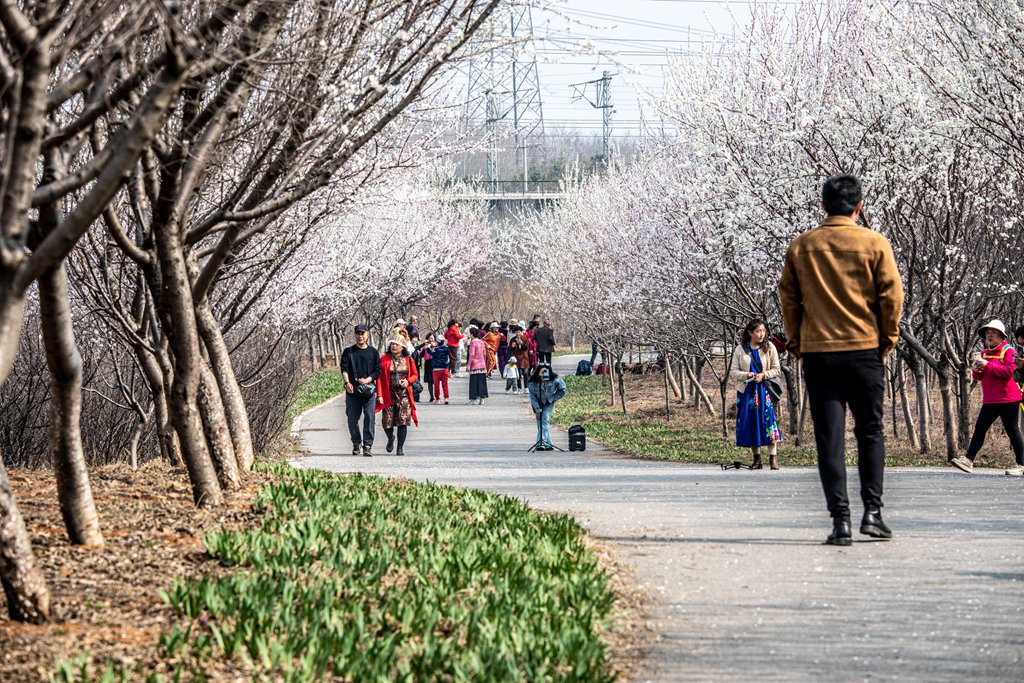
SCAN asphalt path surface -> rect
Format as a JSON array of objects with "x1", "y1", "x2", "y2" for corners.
[{"x1": 294, "y1": 355, "x2": 1023, "y2": 682}]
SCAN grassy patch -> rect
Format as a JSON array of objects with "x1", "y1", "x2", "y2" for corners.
[
  {"x1": 284, "y1": 370, "x2": 346, "y2": 427},
  {"x1": 152, "y1": 463, "x2": 615, "y2": 681},
  {"x1": 553, "y1": 375, "x2": 943, "y2": 467}
]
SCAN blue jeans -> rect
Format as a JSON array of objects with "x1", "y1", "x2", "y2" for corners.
[
  {"x1": 535, "y1": 403, "x2": 555, "y2": 447},
  {"x1": 345, "y1": 391, "x2": 376, "y2": 446}
]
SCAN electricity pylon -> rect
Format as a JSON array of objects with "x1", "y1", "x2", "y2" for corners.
[
  {"x1": 571, "y1": 70, "x2": 614, "y2": 163},
  {"x1": 463, "y1": 5, "x2": 545, "y2": 191}
]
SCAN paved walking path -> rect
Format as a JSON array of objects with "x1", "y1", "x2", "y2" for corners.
[{"x1": 295, "y1": 356, "x2": 1023, "y2": 682}]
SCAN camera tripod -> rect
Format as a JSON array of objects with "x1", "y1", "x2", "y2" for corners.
[{"x1": 527, "y1": 439, "x2": 565, "y2": 453}]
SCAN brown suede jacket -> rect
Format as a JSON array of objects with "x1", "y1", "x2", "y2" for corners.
[{"x1": 778, "y1": 215, "x2": 904, "y2": 357}]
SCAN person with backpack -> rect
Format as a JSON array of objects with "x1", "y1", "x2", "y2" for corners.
[
  {"x1": 528, "y1": 363, "x2": 567, "y2": 451},
  {"x1": 431, "y1": 335, "x2": 451, "y2": 405},
  {"x1": 950, "y1": 319, "x2": 1024, "y2": 476},
  {"x1": 534, "y1": 319, "x2": 556, "y2": 366}
]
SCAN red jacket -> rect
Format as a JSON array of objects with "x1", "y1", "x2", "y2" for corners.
[
  {"x1": 375, "y1": 353, "x2": 419, "y2": 426},
  {"x1": 973, "y1": 343, "x2": 1022, "y2": 404},
  {"x1": 444, "y1": 324, "x2": 463, "y2": 347}
]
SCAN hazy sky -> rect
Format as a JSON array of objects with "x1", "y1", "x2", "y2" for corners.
[{"x1": 529, "y1": 0, "x2": 752, "y2": 138}]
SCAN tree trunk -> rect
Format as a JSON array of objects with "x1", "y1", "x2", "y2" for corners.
[
  {"x1": 781, "y1": 353, "x2": 800, "y2": 436},
  {"x1": 617, "y1": 354, "x2": 627, "y2": 417},
  {"x1": 936, "y1": 357, "x2": 957, "y2": 462},
  {"x1": 307, "y1": 331, "x2": 316, "y2": 371},
  {"x1": 665, "y1": 357, "x2": 681, "y2": 400},
  {"x1": 694, "y1": 358, "x2": 706, "y2": 409},
  {"x1": 0, "y1": 456, "x2": 51, "y2": 623},
  {"x1": 198, "y1": 359, "x2": 241, "y2": 491},
  {"x1": 135, "y1": 342, "x2": 182, "y2": 466},
  {"x1": 956, "y1": 359, "x2": 970, "y2": 450},
  {"x1": 663, "y1": 360, "x2": 671, "y2": 420},
  {"x1": 796, "y1": 385, "x2": 810, "y2": 446},
  {"x1": 910, "y1": 354, "x2": 932, "y2": 454},
  {"x1": 898, "y1": 364, "x2": 920, "y2": 450},
  {"x1": 38, "y1": 262, "x2": 104, "y2": 546},
  {"x1": 195, "y1": 301, "x2": 255, "y2": 471},
  {"x1": 677, "y1": 361, "x2": 690, "y2": 403},
  {"x1": 153, "y1": 227, "x2": 222, "y2": 507},
  {"x1": 608, "y1": 348, "x2": 617, "y2": 406},
  {"x1": 683, "y1": 358, "x2": 716, "y2": 414}
]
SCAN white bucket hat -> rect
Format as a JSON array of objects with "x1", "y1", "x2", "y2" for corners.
[
  {"x1": 386, "y1": 337, "x2": 407, "y2": 350},
  {"x1": 977, "y1": 319, "x2": 1007, "y2": 338}
]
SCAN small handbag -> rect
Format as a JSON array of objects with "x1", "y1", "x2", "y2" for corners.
[
  {"x1": 354, "y1": 382, "x2": 374, "y2": 398},
  {"x1": 411, "y1": 380, "x2": 424, "y2": 395},
  {"x1": 765, "y1": 378, "x2": 783, "y2": 403}
]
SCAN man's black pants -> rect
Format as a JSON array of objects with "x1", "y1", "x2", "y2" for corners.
[
  {"x1": 345, "y1": 391, "x2": 375, "y2": 447},
  {"x1": 537, "y1": 351, "x2": 552, "y2": 366},
  {"x1": 803, "y1": 348, "x2": 886, "y2": 518}
]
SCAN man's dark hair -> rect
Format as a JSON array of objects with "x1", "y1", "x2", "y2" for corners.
[
  {"x1": 1015, "y1": 325, "x2": 1024, "y2": 341},
  {"x1": 822, "y1": 174, "x2": 863, "y2": 216}
]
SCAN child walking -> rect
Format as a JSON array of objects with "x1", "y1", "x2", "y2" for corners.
[
  {"x1": 504, "y1": 356, "x2": 520, "y2": 394},
  {"x1": 951, "y1": 319, "x2": 1024, "y2": 475}
]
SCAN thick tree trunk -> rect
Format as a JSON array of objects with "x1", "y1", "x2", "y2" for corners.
[
  {"x1": 665, "y1": 357, "x2": 681, "y2": 401},
  {"x1": 195, "y1": 301, "x2": 255, "y2": 471},
  {"x1": 676, "y1": 361, "x2": 690, "y2": 403},
  {"x1": 0, "y1": 456, "x2": 51, "y2": 623},
  {"x1": 936, "y1": 359, "x2": 957, "y2": 462},
  {"x1": 38, "y1": 262, "x2": 104, "y2": 546},
  {"x1": 198, "y1": 360, "x2": 241, "y2": 491},
  {"x1": 153, "y1": 228, "x2": 222, "y2": 507},
  {"x1": 956, "y1": 360, "x2": 970, "y2": 450}
]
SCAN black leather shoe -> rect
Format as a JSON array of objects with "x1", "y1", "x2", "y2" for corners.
[
  {"x1": 385, "y1": 435, "x2": 395, "y2": 453},
  {"x1": 825, "y1": 517, "x2": 852, "y2": 546},
  {"x1": 351, "y1": 444, "x2": 360, "y2": 456},
  {"x1": 860, "y1": 508, "x2": 892, "y2": 539},
  {"x1": 396, "y1": 448, "x2": 405, "y2": 456},
  {"x1": 362, "y1": 445, "x2": 372, "y2": 457}
]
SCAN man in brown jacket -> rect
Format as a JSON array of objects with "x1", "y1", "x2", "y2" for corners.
[{"x1": 779, "y1": 174, "x2": 904, "y2": 546}]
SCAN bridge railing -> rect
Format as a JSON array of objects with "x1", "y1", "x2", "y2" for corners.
[{"x1": 455, "y1": 179, "x2": 563, "y2": 195}]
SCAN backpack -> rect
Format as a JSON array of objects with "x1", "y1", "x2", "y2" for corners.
[{"x1": 576, "y1": 360, "x2": 592, "y2": 376}]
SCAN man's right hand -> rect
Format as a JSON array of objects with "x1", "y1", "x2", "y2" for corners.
[{"x1": 345, "y1": 382, "x2": 354, "y2": 394}]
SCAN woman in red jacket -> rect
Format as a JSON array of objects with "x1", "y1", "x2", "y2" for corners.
[
  {"x1": 444, "y1": 319, "x2": 464, "y2": 376},
  {"x1": 376, "y1": 338, "x2": 419, "y2": 456}
]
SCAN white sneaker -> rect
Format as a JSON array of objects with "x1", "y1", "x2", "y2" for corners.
[
  {"x1": 950, "y1": 456, "x2": 973, "y2": 473},
  {"x1": 1005, "y1": 465, "x2": 1024, "y2": 476}
]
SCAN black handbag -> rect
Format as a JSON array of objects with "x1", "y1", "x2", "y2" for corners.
[
  {"x1": 765, "y1": 378, "x2": 783, "y2": 403},
  {"x1": 411, "y1": 380, "x2": 424, "y2": 395},
  {"x1": 354, "y1": 382, "x2": 374, "y2": 398}
]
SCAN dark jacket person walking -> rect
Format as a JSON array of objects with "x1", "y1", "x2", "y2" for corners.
[
  {"x1": 779, "y1": 174, "x2": 904, "y2": 546},
  {"x1": 341, "y1": 324, "x2": 381, "y2": 456}
]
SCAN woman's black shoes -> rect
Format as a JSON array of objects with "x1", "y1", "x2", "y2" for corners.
[
  {"x1": 385, "y1": 434, "x2": 395, "y2": 453},
  {"x1": 751, "y1": 455, "x2": 764, "y2": 470},
  {"x1": 825, "y1": 516, "x2": 852, "y2": 546},
  {"x1": 860, "y1": 508, "x2": 892, "y2": 539}
]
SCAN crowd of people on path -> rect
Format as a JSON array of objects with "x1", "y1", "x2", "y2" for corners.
[{"x1": 339, "y1": 315, "x2": 566, "y2": 456}]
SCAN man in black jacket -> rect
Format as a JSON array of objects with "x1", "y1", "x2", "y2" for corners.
[
  {"x1": 534, "y1": 320, "x2": 556, "y2": 366},
  {"x1": 341, "y1": 324, "x2": 381, "y2": 456}
]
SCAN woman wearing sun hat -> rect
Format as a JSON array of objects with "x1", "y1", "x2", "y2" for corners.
[
  {"x1": 376, "y1": 337, "x2": 419, "y2": 456},
  {"x1": 950, "y1": 319, "x2": 1024, "y2": 475}
]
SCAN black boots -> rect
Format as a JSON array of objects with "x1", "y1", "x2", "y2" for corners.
[
  {"x1": 385, "y1": 429, "x2": 395, "y2": 453},
  {"x1": 825, "y1": 516, "x2": 852, "y2": 546},
  {"x1": 860, "y1": 507, "x2": 892, "y2": 539},
  {"x1": 826, "y1": 508, "x2": 893, "y2": 546},
  {"x1": 751, "y1": 451, "x2": 764, "y2": 469}
]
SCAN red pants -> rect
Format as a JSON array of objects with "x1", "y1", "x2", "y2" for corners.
[{"x1": 433, "y1": 368, "x2": 450, "y2": 399}]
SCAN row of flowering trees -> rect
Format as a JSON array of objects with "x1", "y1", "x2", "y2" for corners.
[
  {"x1": 0, "y1": 0, "x2": 501, "y2": 622},
  {"x1": 514, "y1": 0, "x2": 1024, "y2": 452}
]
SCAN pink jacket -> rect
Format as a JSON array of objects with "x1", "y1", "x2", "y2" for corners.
[
  {"x1": 973, "y1": 344, "x2": 1023, "y2": 404},
  {"x1": 467, "y1": 339, "x2": 487, "y2": 373}
]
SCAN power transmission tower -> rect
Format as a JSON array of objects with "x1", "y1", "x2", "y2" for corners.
[
  {"x1": 571, "y1": 71, "x2": 615, "y2": 163},
  {"x1": 463, "y1": 6, "x2": 545, "y2": 191}
]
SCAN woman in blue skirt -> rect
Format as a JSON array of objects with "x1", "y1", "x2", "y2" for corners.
[{"x1": 728, "y1": 319, "x2": 783, "y2": 469}]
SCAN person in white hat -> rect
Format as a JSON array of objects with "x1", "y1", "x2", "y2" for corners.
[{"x1": 950, "y1": 319, "x2": 1024, "y2": 475}]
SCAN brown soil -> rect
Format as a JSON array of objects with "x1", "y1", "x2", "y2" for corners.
[
  {"x1": 598, "y1": 366, "x2": 1018, "y2": 467},
  {"x1": 0, "y1": 460, "x2": 270, "y2": 683}
]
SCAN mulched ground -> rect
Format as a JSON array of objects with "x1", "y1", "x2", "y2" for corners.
[
  {"x1": 1, "y1": 457, "x2": 647, "y2": 682},
  {"x1": 0, "y1": 460, "x2": 269, "y2": 682}
]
